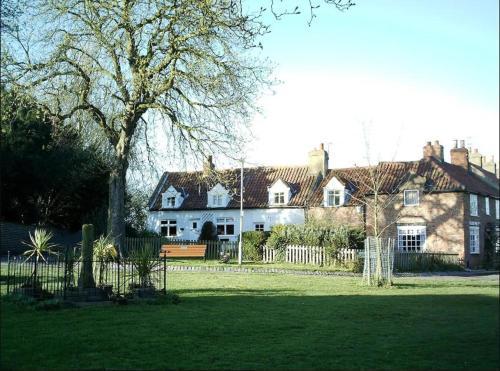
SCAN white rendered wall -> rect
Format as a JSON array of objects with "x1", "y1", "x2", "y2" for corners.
[{"x1": 146, "y1": 208, "x2": 305, "y2": 241}]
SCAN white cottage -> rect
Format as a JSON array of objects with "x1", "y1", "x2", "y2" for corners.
[{"x1": 146, "y1": 146, "x2": 329, "y2": 241}]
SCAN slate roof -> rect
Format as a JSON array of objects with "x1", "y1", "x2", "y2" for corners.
[{"x1": 149, "y1": 157, "x2": 499, "y2": 211}]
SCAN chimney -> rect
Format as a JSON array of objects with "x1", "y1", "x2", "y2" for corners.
[
  {"x1": 469, "y1": 148, "x2": 483, "y2": 167},
  {"x1": 203, "y1": 155, "x2": 215, "y2": 176},
  {"x1": 308, "y1": 143, "x2": 329, "y2": 178},
  {"x1": 450, "y1": 140, "x2": 469, "y2": 171},
  {"x1": 483, "y1": 156, "x2": 497, "y2": 175},
  {"x1": 423, "y1": 140, "x2": 444, "y2": 162}
]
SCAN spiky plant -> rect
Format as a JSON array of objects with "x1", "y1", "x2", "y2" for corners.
[
  {"x1": 22, "y1": 229, "x2": 58, "y2": 288},
  {"x1": 93, "y1": 235, "x2": 117, "y2": 286},
  {"x1": 128, "y1": 245, "x2": 161, "y2": 288}
]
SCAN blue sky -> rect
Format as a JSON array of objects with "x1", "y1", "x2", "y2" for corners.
[{"x1": 241, "y1": 0, "x2": 499, "y2": 168}]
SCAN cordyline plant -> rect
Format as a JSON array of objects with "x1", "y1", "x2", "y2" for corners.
[
  {"x1": 93, "y1": 235, "x2": 118, "y2": 286},
  {"x1": 128, "y1": 245, "x2": 161, "y2": 289},
  {"x1": 22, "y1": 229, "x2": 58, "y2": 288}
]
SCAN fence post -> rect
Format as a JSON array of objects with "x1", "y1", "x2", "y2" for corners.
[
  {"x1": 163, "y1": 256, "x2": 167, "y2": 294},
  {"x1": 6, "y1": 251, "x2": 11, "y2": 295},
  {"x1": 63, "y1": 247, "x2": 68, "y2": 300},
  {"x1": 117, "y1": 255, "x2": 121, "y2": 296}
]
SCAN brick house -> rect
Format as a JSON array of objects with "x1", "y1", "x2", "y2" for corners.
[
  {"x1": 147, "y1": 141, "x2": 499, "y2": 267},
  {"x1": 307, "y1": 140, "x2": 499, "y2": 268}
]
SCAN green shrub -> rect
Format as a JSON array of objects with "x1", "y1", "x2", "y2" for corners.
[
  {"x1": 242, "y1": 231, "x2": 270, "y2": 261},
  {"x1": 266, "y1": 224, "x2": 365, "y2": 257}
]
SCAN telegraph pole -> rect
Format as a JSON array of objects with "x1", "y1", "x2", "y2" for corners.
[{"x1": 238, "y1": 158, "x2": 244, "y2": 265}]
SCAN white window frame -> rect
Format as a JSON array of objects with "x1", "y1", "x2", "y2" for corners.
[
  {"x1": 212, "y1": 194, "x2": 224, "y2": 207},
  {"x1": 273, "y1": 192, "x2": 285, "y2": 205},
  {"x1": 496, "y1": 200, "x2": 500, "y2": 220},
  {"x1": 403, "y1": 190, "x2": 420, "y2": 206},
  {"x1": 469, "y1": 223, "x2": 480, "y2": 254},
  {"x1": 190, "y1": 219, "x2": 200, "y2": 230},
  {"x1": 470, "y1": 194, "x2": 478, "y2": 216},
  {"x1": 165, "y1": 196, "x2": 176, "y2": 207},
  {"x1": 397, "y1": 225, "x2": 427, "y2": 252},
  {"x1": 216, "y1": 217, "x2": 235, "y2": 236},
  {"x1": 485, "y1": 197, "x2": 490, "y2": 215},
  {"x1": 160, "y1": 220, "x2": 177, "y2": 237},
  {"x1": 326, "y1": 190, "x2": 342, "y2": 207},
  {"x1": 254, "y1": 223, "x2": 265, "y2": 232}
]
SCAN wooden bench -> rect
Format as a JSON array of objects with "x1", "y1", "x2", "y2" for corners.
[{"x1": 159, "y1": 244, "x2": 207, "y2": 261}]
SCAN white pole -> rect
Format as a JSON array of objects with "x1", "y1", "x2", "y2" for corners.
[{"x1": 238, "y1": 158, "x2": 244, "y2": 265}]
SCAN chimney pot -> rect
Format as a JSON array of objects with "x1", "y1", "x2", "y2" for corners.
[
  {"x1": 319, "y1": 143, "x2": 324, "y2": 150},
  {"x1": 453, "y1": 140, "x2": 458, "y2": 148},
  {"x1": 423, "y1": 140, "x2": 444, "y2": 162},
  {"x1": 459, "y1": 140, "x2": 465, "y2": 148}
]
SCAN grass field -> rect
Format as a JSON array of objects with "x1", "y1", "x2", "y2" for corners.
[{"x1": 1, "y1": 272, "x2": 498, "y2": 369}]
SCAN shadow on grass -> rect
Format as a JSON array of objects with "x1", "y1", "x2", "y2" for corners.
[
  {"x1": 394, "y1": 282, "x2": 500, "y2": 289},
  {"x1": 1, "y1": 289, "x2": 498, "y2": 370}
]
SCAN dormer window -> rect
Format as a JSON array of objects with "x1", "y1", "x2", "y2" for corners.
[
  {"x1": 327, "y1": 190, "x2": 342, "y2": 207},
  {"x1": 274, "y1": 192, "x2": 285, "y2": 205},
  {"x1": 165, "y1": 197, "x2": 176, "y2": 207},
  {"x1": 213, "y1": 194, "x2": 224, "y2": 206},
  {"x1": 323, "y1": 177, "x2": 347, "y2": 207},
  {"x1": 207, "y1": 183, "x2": 230, "y2": 208},
  {"x1": 161, "y1": 185, "x2": 184, "y2": 209},
  {"x1": 268, "y1": 179, "x2": 291, "y2": 206}
]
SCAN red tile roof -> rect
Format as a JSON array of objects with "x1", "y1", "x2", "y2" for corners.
[
  {"x1": 309, "y1": 157, "x2": 499, "y2": 206},
  {"x1": 149, "y1": 166, "x2": 318, "y2": 211},
  {"x1": 149, "y1": 158, "x2": 499, "y2": 211}
]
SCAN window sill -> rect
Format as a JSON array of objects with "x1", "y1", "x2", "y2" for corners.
[
  {"x1": 403, "y1": 204, "x2": 420, "y2": 207},
  {"x1": 469, "y1": 252, "x2": 480, "y2": 255}
]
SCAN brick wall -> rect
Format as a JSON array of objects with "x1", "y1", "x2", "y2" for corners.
[{"x1": 307, "y1": 205, "x2": 364, "y2": 228}]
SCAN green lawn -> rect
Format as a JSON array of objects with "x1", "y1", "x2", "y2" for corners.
[{"x1": 1, "y1": 272, "x2": 498, "y2": 369}]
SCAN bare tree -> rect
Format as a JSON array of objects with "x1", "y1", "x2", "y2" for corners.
[{"x1": 1, "y1": 0, "x2": 353, "y2": 251}]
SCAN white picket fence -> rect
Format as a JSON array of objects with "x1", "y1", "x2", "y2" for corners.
[{"x1": 262, "y1": 245, "x2": 360, "y2": 265}]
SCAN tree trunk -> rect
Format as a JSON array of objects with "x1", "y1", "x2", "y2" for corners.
[{"x1": 108, "y1": 155, "x2": 128, "y2": 255}]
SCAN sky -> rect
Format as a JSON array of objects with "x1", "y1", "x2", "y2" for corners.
[{"x1": 240, "y1": 0, "x2": 499, "y2": 169}]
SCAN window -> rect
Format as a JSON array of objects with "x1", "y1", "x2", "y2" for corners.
[
  {"x1": 254, "y1": 223, "x2": 264, "y2": 232},
  {"x1": 470, "y1": 194, "x2": 478, "y2": 216},
  {"x1": 165, "y1": 197, "x2": 176, "y2": 207},
  {"x1": 496, "y1": 200, "x2": 500, "y2": 219},
  {"x1": 190, "y1": 219, "x2": 200, "y2": 230},
  {"x1": 216, "y1": 217, "x2": 235, "y2": 236},
  {"x1": 160, "y1": 220, "x2": 177, "y2": 237},
  {"x1": 404, "y1": 190, "x2": 419, "y2": 206},
  {"x1": 469, "y1": 224, "x2": 480, "y2": 254},
  {"x1": 397, "y1": 226, "x2": 426, "y2": 252},
  {"x1": 327, "y1": 190, "x2": 342, "y2": 207},
  {"x1": 485, "y1": 197, "x2": 490, "y2": 215},
  {"x1": 212, "y1": 194, "x2": 224, "y2": 206},
  {"x1": 274, "y1": 192, "x2": 285, "y2": 205}
]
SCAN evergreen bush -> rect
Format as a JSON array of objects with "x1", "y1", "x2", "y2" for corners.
[
  {"x1": 198, "y1": 221, "x2": 219, "y2": 241},
  {"x1": 242, "y1": 231, "x2": 270, "y2": 261}
]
